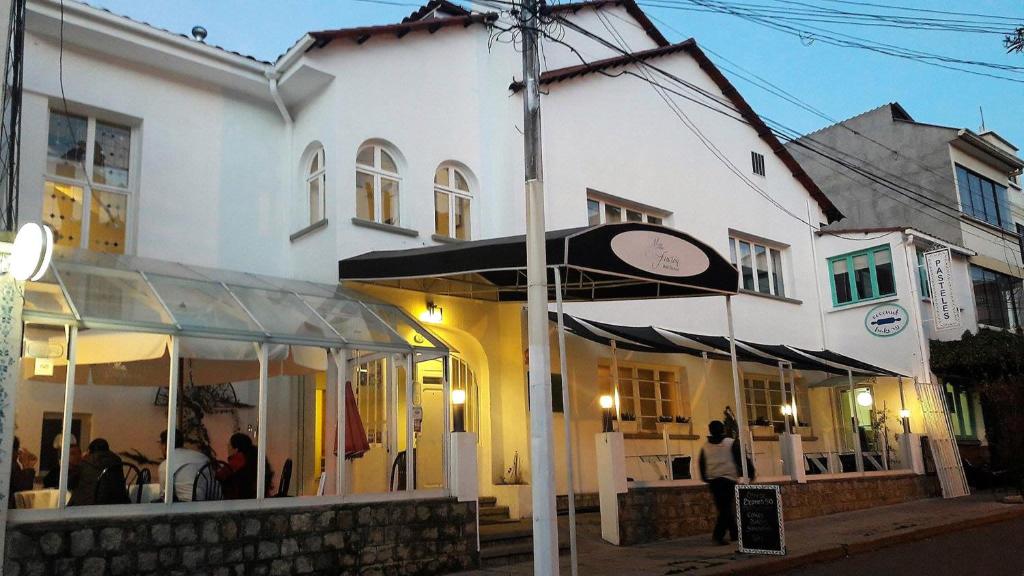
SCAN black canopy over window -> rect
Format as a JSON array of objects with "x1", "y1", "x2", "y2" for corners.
[{"x1": 340, "y1": 223, "x2": 739, "y2": 301}]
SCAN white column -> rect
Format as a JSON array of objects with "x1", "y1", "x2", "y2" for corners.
[
  {"x1": 595, "y1": 431, "x2": 627, "y2": 545},
  {"x1": 553, "y1": 267, "x2": 578, "y2": 576},
  {"x1": 163, "y1": 336, "x2": 180, "y2": 504},
  {"x1": 57, "y1": 326, "x2": 78, "y2": 508},
  {"x1": 334, "y1": 350, "x2": 346, "y2": 496},
  {"x1": 725, "y1": 296, "x2": 750, "y2": 480},
  {"x1": 256, "y1": 343, "x2": 269, "y2": 499},
  {"x1": 442, "y1": 354, "x2": 452, "y2": 495}
]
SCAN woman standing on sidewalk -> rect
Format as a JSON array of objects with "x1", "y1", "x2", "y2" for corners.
[{"x1": 699, "y1": 420, "x2": 752, "y2": 546}]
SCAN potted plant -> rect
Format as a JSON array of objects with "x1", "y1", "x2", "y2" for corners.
[
  {"x1": 750, "y1": 416, "x2": 774, "y2": 437},
  {"x1": 656, "y1": 415, "x2": 674, "y2": 435},
  {"x1": 493, "y1": 451, "x2": 531, "y2": 519},
  {"x1": 618, "y1": 412, "x2": 638, "y2": 434}
]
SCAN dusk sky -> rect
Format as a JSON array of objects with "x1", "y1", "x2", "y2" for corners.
[{"x1": 88, "y1": 0, "x2": 1024, "y2": 147}]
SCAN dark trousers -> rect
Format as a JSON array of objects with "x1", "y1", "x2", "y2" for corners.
[{"x1": 708, "y1": 477, "x2": 738, "y2": 541}]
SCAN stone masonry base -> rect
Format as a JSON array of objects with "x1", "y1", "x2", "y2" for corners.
[
  {"x1": 617, "y1": 473, "x2": 940, "y2": 545},
  {"x1": 4, "y1": 497, "x2": 478, "y2": 576}
]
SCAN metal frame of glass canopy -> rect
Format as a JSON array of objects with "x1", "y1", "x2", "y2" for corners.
[{"x1": 16, "y1": 248, "x2": 450, "y2": 516}]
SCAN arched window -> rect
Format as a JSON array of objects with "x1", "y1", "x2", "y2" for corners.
[
  {"x1": 305, "y1": 146, "x2": 326, "y2": 226},
  {"x1": 356, "y1": 144, "x2": 400, "y2": 226},
  {"x1": 434, "y1": 165, "x2": 472, "y2": 240}
]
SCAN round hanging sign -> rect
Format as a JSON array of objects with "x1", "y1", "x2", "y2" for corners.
[
  {"x1": 864, "y1": 302, "x2": 908, "y2": 337},
  {"x1": 609, "y1": 230, "x2": 710, "y2": 278}
]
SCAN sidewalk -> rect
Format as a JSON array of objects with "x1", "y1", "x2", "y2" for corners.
[{"x1": 454, "y1": 493, "x2": 1024, "y2": 576}]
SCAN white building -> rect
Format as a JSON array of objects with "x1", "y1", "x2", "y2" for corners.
[{"x1": 0, "y1": 0, "x2": 973, "y2": 572}]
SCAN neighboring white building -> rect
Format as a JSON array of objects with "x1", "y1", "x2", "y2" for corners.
[{"x1": 0, "y1": 0, "x2": 976, "y2": 570}]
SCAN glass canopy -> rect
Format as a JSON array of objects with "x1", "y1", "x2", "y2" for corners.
[{"x1": 23, "y1": 248, "x2": 447, "y2": 354}]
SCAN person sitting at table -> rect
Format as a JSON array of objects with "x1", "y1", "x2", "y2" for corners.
[
  {"x1": 68, "y1": 438, "x2": 130, "y2": 506},
  {"x1": 158, "y1": 429, "x2": 208, "y2": 502},
  {"x1": 8, "y1": 437, "x2": 38, "y2": 508},
  {"x1": 43, "y1": 434, "x2": 82, "y2": 489},
  {"x1": 216, "y1": 433, "x2": 270, "y2": 500}
]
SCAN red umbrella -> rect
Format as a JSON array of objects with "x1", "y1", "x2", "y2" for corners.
[{"x1": 336, "y1": 380, "x2": 370, "y2": 460}]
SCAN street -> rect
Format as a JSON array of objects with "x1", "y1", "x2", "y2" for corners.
[{"x1": 790, "y1": 517, "x2": 1024, "y2": 576}]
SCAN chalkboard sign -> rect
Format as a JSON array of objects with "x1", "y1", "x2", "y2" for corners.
[{"x1": 735, "y1": 484, "x2": 785, "y2": 555}]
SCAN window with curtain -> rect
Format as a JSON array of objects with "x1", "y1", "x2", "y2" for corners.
[
  {"x1": 45, "y1": 109, "x2": 132, "y2": 254},
  {"x1": 828, "y1": 245, "x2": 896, "y2": 306},
  {"x1": 955, "y1": 165, "x2": 1014, "y2": 231},
  {"x1": 728, "y1": 235, "x2": 786, "y2": 297},
  {"x1": 355, "y1": 144, "x2": 400, "y2": 226},
  {"x1": 969, "y1": 265, "x2": 1022, "y2": 330},
  {"x1": 434, "y1": 165, "x2": 472, "y2": 240},
  {"x1": 304, "y1": 146, "x2": 326, "y2": 226}
]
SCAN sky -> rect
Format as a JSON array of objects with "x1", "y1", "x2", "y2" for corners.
[{"x1": 88, "y1": 0, "x2": 1024, "y2": 147}]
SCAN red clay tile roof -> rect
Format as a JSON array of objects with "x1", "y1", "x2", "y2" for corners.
[
  {"x1": 512, "y1": 40, "x2": 844, "y2": 223},
  {"x1": 544, "y1": 0, "x2": 669, "y2": 47},
  {"x1": 308, "y1": 12, "x2": 497, "y2": 49}
]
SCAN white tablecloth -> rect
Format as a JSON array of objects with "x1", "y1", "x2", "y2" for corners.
[
  {"x1": 128, "y1": 483, "x2": 161, "y2": 504},
  {"x1": 15, "y1": 489, "x2": 62, "y2": 509}
]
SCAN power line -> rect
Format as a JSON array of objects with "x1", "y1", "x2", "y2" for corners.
[{"x1": 543, "y1": 11, "x2": 1024, "y2": 257}]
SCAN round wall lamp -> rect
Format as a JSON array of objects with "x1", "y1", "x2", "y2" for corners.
[
  {"x1": 856, "y1": 390, "x2": 873, "y2": 408},
  {"x1": 9, "y1": 223, "x2": 54, "y2": 281}
]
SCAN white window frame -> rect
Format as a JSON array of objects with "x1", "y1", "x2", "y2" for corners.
[
  {"x1": 305, "y1": 146, "x2": 326, "y2": 226},
  {"x1": 729, "y1": 234, "x2": 787, "y2": 298},
  {"x1": 612, "y1": 362, "x2": 683, "y2": 433},
  {"x1": 433, "y1": 165, "x2": 473, "y2": 240},
  {"x1": 586, "y1": 193, "x2": 667, "y2": 226},
  {"x1": 44, "y1": 109, "x2": 136, "y2": 254},
  {"x1": 355, "y1": 145, "x2": 401, "y2": 226}
]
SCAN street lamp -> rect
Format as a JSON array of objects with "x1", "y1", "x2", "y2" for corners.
[
  {"x1": 451, "y1": 388, "x2": 466, "y2": 433},
  {"x1": 856, "y1": 390, "x2": 873, "y2": 408},
  {"x1": 599, "y1": 394, "x2": 614, "y2": 433},
  {"x1": 9, "y1": 223, "x2": 54, "y2": 281}
]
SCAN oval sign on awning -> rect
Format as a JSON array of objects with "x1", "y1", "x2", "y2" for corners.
[{"x1": 610, "y1": 230, "x2": 711, "y2": 278}]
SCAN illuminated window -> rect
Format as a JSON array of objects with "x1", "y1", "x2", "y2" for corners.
[
  {"x1": 44, "y1": 110, "x2": 132, "y2": 253},
  {"x1": 602, "y1": 363, "x2": 686, "y2": 433},
  {"x1": 434, "y1": 165, "x2": 472, "y2": 240},
  {"x1": 304, "y1": 145, "x2": 326, "y2": 226},
  {"x1": 355, "y1": 144, "x2": 400, "y2": 226}
]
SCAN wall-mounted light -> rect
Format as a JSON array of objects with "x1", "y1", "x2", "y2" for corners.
[
  {"x1": 452, "y1": 388, "x2": 466, "y2": 432},
  {"x1": 420, "y1": 302, "x2": 443, "y2": 324},
  {"x1": 899, "y1": 409, "x2": 911, "y2": 419},
  {"x1": 9, "y1": 223, "x2": 54, "y2": 281},
  {"x1": 856, "y1": 390, "x2": 873, "y2": 408},
  {"x1": 780, "y1": 404, "x2": 793, "y2": 416},
  {"x1": 599, "y1": 394, "x2": 615, "y2": 433}
]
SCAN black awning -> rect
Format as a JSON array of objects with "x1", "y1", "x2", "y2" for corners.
[
  {"x1": 339, "y1": 223, "x2": 739, "y2": 302},
  {"x1": 549, "y1": 312, "x2": 905, "y2": 377}
]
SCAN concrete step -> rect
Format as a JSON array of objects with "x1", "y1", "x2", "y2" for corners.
[
  {"x1": 479, "y1": 516, "x2": 520, "y2": 527},
  {"x1": 480, "y1": 522, "x2": 534, "y2": 543},
  {"x1": 480, "y1": 505, "x2": 511, "y2": 519},
  {"x1": 480, "y1": 535, "x2": 570, "y2": 568},
  {"x1": 479, "y1": 496, "x2": 497, "y2": 507}
]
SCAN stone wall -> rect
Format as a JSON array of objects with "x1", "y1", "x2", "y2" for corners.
[
  {"x1": 617, "y1": 473, "x2": 940, "y2": 545},
  {"x1": 5, "y1": 497, "x2": 478, "y2": 576}
]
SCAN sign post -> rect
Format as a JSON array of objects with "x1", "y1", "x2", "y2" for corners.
[
  {"x1": 735, "y1": 484, "x2": 785, "y2": 555},
  {"x1": 923, "y1": 248, "x2": 961, "y2": 332}
]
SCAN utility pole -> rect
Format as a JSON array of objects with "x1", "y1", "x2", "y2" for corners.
[{"x1": 519, "y1": 0, "x2": 559, "y2": 573}]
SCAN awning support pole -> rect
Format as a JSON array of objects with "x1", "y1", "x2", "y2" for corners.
[
  {"x1": 256, "y1": 343, "x2": 269, "y2": 498},
  {"x1": 777, "y1": 361, "x2": 790, "y2": 433},
  {"x1": 406, "y1": 353, "x2": 415, "y2": 492},
  {"x1": 898, "y1": 376, "x2": 910, "y2": 434},
  {"x1": 610, "y1": 340, "x2": 619, "y2": 421},
  {"x1": 57, "y1": 326, "x2": 78, "y2": 509},
  {"x1": 333, "y1": 350, "x2": 346, "y2": 497},
  {"x1": 848, "y1": 369, "x2": 864, "y2": 473},
  {"x1": 163, "y1": 336, "x2": 180, "y2": 505},
  {"x1": 788, "y1": 363, "x2": 797, "y2": 433},
  {"x1": 553, "y1": 267, "x2": 578, "y2": 576},
  {"x1": 725, "y1": 296, "x2": 750, "y2": 480}
]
